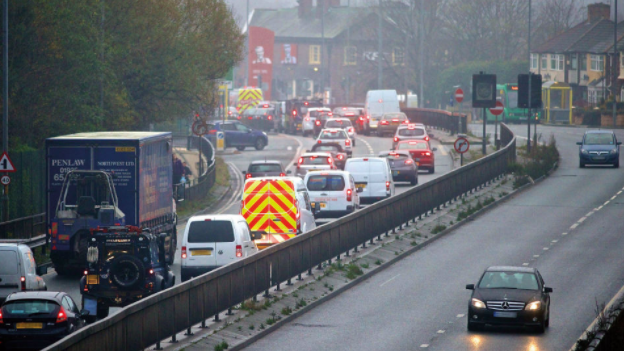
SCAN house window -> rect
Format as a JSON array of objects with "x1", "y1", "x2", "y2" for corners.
[
  {"x1": 541, "y1": 55, "x2": 548, "y2": 70},
  {"x1": 530, "y1": 54, "x2": 538, "y2": 69},
  {"x1": 551, "y1": 54, "x2": 564, "y2": 70},
  {"x1": 344, "y1": 46, "x2": 357, "y2": 66},
  {"x1": 309, "y1": 45, "x2": 321, "y2": 65},
  {"x1": 571, "y1": 56, "x2": 578, "y2": 70},
  {"x1": 580, "y1": 55, "x2": 587, "y2": 70},
  {"x1": 590, "y1": 55, "x2": 604, "y2": 71},
  {"x1": 392, "y1": 47, "x2": 404, "y2": 66}
]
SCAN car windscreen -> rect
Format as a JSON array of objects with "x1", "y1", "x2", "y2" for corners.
[
  {"x1": 188, "y1": 221, "x2": 235, "y2": 243},
  {"x1": 2, "y1": 299, "x2": 60, "y2": 316},
  {"x1": 326, "y1": 120, "x2": 352, "y2": 128},
  {"x1": 584, "y1": 133, "x2": 615, "y2": 145},
  {"x1": 320, "y1": 130, "x2": 347, "y2": 140},
  {"x1": 249, "y1": 164, "x2": 282, "y2": 173},
  {"x1": 0, "y1": 251, "x2": 18, "y2": 274},
  {"x1": 398, "y1": 128, "x2": 425, "y2": 137},
  {"x1": 307, "y1": 175, "x2": 346, "y2": 191},
  {"x1": 398, "y1": 142, "x2": 427, "y2": 150},
  {"x1": 478, "y1": 272, "x2": 539, "y2": 290},
  {"x1": 309, "y1": 110, "x2": 328, "y2": 118},
  {"x1": 313, "y1": 145, "x2": 341, "y2": 153},
  {"x1": 302, "y1": 156, "x2": 330, "y2": 165}
]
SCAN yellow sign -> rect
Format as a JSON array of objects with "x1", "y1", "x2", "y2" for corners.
[
  {"x1": 219, "y1": 84, "x2": 229, "y2": 120},
  {"x1": 115, "y1": 147, "x2": 136, "y2": 152}
]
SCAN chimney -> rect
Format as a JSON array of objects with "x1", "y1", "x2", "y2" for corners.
[
  {"x1": 316, "y1": 0, "x2": 330, "y2": 19},
  {"x1": 587, "y1": 3, "x2": 610, "y2": 22},
  {"x1": 298, "y1": 0, "x2": 312, "y2": 19}
]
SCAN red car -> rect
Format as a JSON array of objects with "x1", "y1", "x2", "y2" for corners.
[{"x1": 394, "y1": 140, "x2": 437, "y2": 174}]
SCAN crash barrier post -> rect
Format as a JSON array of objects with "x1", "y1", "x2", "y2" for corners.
[{"x1": 43, "y1": 125, "x2": 516, "y2": 351}]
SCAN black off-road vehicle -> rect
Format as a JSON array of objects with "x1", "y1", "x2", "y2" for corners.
[{"x1": 79, "y1": 225, "x2": 175, "y2": 320}]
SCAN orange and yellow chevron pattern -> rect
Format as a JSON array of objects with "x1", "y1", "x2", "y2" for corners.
[{"x1": 236, "y1": 88, "x2": 263, "y2": 113}]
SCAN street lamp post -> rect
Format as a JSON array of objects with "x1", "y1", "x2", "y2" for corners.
[
  {"x1": 613, "y1": 0, "x2": 618, "y2": 128},
  {"x1": 2, "y1": 0, "x2": 8, "y2": 221},
  {"x1": 378, "y1": 0, "x2": 382, "y2": 89}
]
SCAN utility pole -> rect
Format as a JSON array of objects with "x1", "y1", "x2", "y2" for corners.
[
  {"x1": 614, "y1": 0, "x2": 618, "y2": 128},
  {"x1": 2, "y1": 0, "x2": 8, "y2": 221},
  {"x1": 321, "y1": 0, "x2": 325, "y2": 100},
  {"x1": 527, "y1": 0, "x2": 532, "y2": 153},
  {"x1": 419, "y1": 0, "x2": 424, "y2": 107},
  {"x1": 245, "y1": 0, "x2": 249, "y2": 86},
  {"x1": 378, "y1": 0, "x2": 383, "y2": 89}
]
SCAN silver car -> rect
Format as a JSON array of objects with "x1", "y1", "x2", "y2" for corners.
[
  {"x1": 325, "y1": 118, "x2": 356, "y2": 146},
  {"x1": 393, "y1": 124, "x2": 432, "y2": 149},
  {"x1": 294, "y1": 152, "x2": 337, "y2": 178},
  {"x1": 316, "y1": 128, "x2": 353, "y2": 157}
]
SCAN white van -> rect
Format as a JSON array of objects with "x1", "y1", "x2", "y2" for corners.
[
  {"x1": 304, "y1": 170, "x2": 361, "y2": 217},
  {"x1": 365, "y1": 90, "x2": 400, "y2": 134},
  {"x1": 0, "y1": 244, "x2": 47, "y2": 304},
  {"x1": 345, "y1": 157, "x2": 395, "y2": 202},
  {"x1": 180, "y1": 214, "x2": 259, "y2": 282}
]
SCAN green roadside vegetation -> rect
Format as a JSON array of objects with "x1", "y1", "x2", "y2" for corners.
[
  {"x1": 510, "y1": 136, "x2": 560, "y2": 189},
  {"x1": 176, "y1": 157, "x2": 229, "y2": 219}
]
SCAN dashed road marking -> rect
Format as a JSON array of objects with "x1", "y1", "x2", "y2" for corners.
[
  {"x1": 357, "y1": 137, "x2": 374, "y2": 155},
  {"x1": 586, "y1": 211, "x2": 594, "y2": 217},
  {"x1": 379, "y1": 274, "x2": 400, "y2": 287},
  {"x1": 618, "y1": 190, "x2": 622, "y2": 195},
  {"x1": 543, "y1": 247, "x2": 549, "y2": 251},
  {"x1": 457, "y1": 314, "x2": 465, "y2": 318},
  {"x1": 570, "y1": 223, "x2": 579, "y2": 230},
  {"x1": 562, "y1": 232, "x2": 568, "y2": 236},
  {"x1": 437, "y1": 330, "x2": 445, "y2": 334},
  {"x1": 420, "y1": 345, "x2": 429, "y2": 348},
  {"x1": 578, "y1": 217, "x2": 587, "y2": 223},
  {"x1": 522, "y1": 263, "x2": 529, "y2": 266},
  {"x1": 604, "y1": 200, "x2": 610, "y2": 206},
  {"x1": 533, "y1": 255, "x2": 540, "y2": 258},
  {"x1": 611, "y1": 195, "x2": 617, "y2": 200},
  {"x1": 552, "y1": 240, "x2": 558, "y2": 243}
]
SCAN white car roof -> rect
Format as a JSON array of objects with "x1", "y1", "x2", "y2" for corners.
[
  {"x1": 304, "y1": 170, "x2": 351, "y2": 178},
  {"x1": 301, "y1": 152, "x2": 333, "y2": 157},
  {"x1": 307, "y1": 107, "x2": 330, "y2": 112},
  {"x1": 188, "y1": 214, "x2": 245, "y2": 222}
]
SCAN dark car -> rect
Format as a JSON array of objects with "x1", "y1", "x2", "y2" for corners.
[
  {"x1": 577, "y1": 130, "x2": 621, "y2": 168},
  {"x1": 309, "y1": 143, "x2": 348, "y2": 170},
  {"x1": 0, "y1": 291, "x2": 88, "y2": 350},
  {"x1": 207, "y1": 120, "x2": 268, "y2": 151},
  {"x1": 241, "y1": 103, "x2": 276, "y2": 132},
  {"x1": 243, "y1": 160, "x2": 290, "y2": 179},
  {"x1": 378, "y1": 150, "x2": 418, "y2": 185},
  {"x1": 333, "y1": 107, "x2": 369, "y2": 135},
  {"x1": 80, "y1": 226, "x2": 175, "y2": 320},
  {"x1": 394, "y1": 140, "x2": 437, "y2": 174},
  {"x1": 466, "y1": 266, "x2": 552, "y2": 333}
]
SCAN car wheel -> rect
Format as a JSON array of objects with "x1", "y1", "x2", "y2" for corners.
[
  {"x1": 110, "y1": 255, "x2": 145, "y2": 290},
  {"x1": 615, "y1": 160, "x2": 620, "y2": 168},
  {"x1": 96, "y1": 302, "x2": 109, "y2": 320},
  {"x1": 545, "y1": 310, "x2": 550, "y2": 328},
  {"x1": 236, "y1": 146, "x2": 246, "y2": 151},
  {"x1": 410, "y1": 176, "x2": 418, "y2": 186},
  {"x1": 534, "y1": 318, "x2": 546, "y2": 333},
  {"x1": 429, "y1": 166, "x2": 435, "y2": 174},
  {"x1": 255, "y1": 138, "x2": 266, "y2": 150},
  {"x1": 467, "y1": 318, "x2": 482, "y2": 332},
  {"x1": 579, "y1": 160, "x2": 585, "y2": 168}
]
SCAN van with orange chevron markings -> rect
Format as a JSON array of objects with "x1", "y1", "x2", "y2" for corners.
[{"x1": 240, "y1": 177, "x2": 317, "y2": 249}]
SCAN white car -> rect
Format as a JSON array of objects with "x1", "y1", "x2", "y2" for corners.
[
  {"x1": 0, "y1": 244, "x2": 47, "y2": 304},
  {"x1": 325, "y1": 118, "x2": 356, "y2": 146},
  {"x1": 393, "y1": 124, "x2": 432, "y2": 149},
  {"x1": 180, "y1": 214, "x2": 259, "y2": 282},
  {"x1": 345, "y1": 157, "x2": 395, "y2": 202},
  {"x1": 304, "y1": 170, "x2": 361, "y2": 217},
  {"x1": 302, "y1": 107, "x2": 332, "y2": 137},
  {"x1": 316, "y1": 128, "x2": 353, "y2": 157},
  {"x1": 294, "y1": 152, "x2": 337, "y2": 178}
]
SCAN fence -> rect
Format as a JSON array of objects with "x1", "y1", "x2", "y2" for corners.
[
  {"x1": 174, "y1": 136, "x2": 217, "y2": 205},
  {"x1": 0, "y1": 212, "x2": 46, "y2": 241},
  {"x1": 0, "y1": 149, "x2": 46, "y2": 220},
  {"x1": 44, "y1": 123, "x2": 516, "y2": 351},
  {"x1": 401, "y1": 107, "x2": 468, "y2": 135}
]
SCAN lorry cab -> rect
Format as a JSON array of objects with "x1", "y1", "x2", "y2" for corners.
[{"x1": 240, "y1": 177, "x2": 316, "y2": 249}]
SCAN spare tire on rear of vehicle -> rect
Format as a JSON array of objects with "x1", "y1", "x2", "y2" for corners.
[{"x1": 110, "y1": 255, "x2": 145, "y2": 290}]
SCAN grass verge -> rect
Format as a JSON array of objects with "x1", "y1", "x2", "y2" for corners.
[{"x1": 177, "y1": 157, "x2": 229, "y2": 218}]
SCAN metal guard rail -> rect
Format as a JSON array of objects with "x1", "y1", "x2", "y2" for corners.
[{"x1": 44, "y1": 124, "x2": 516, "y2": 351}]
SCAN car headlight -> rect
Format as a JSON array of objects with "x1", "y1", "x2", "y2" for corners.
[
  {"x1": 525, "y1": 301, "x2": 541, "y2": 311},
  {"x1": 471, "y1": 298, "x2": 486, "y2": 309},
  {"x1": 611, "y1": 148, "x2": 617, "y2": 154},
  {"x1": 581, "y1": 149, "x2": 588, "y2": 154},
  {"x1": 262, "y1": 132, "x2": 267, "y2": 136}
]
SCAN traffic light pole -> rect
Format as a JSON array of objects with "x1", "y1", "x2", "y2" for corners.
[
  {"x1": 527, "y1": 0, "x2": 532, "y2": 153},
  {"x1": 482, "y1": 108, "x2": 486, "y2": 155}
]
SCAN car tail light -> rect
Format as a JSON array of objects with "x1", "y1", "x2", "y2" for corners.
[
  {"x1": 83, "y1": 270, "x2": 88, "y2": 276},
  {"x1": 292, "y1": 110, "x2": 297, "y2": 116},
  {"x1": 236, "y1": 245, "x2": 243, "y2": 258},
  {"x1": 56, "y1": 306, "x2": 68, "y2": 323},
  {"x1": 280, "y1": 172, "x2": 286, "y2": 177},
  {"x1": 386, "y1": 181, "x2": 390, "y2": 191},
  {"x1": 380, "y1": 120, "x2": 389, "y2": 125},
  {"x1": 346, "y1": 189, "x2": 352, "y2": 202},
  {"x1": 359, "y1": 116, "x2": 364, "y2": 121},
  {"x1": 367, "y1": 115, "x2": 370, "y2": 120},
  {"x1": 246, "y1": 173, "x2": 252, "y2": 179},
  {"x1": 149, "y1": 269, "x2": 154, "y2": 275},
  {"x1": 181, "y1": 246, "x2": 187, "y2": 259},
  {"x1": 348, "y1": 127, "x2": 354, "y2": 133},
  {"x1": 317, "y1": 140, "x2": 322, "y2": 144},
  {"x1": 20, "y1": 276, "x2": 26, "y2": 291},
  {"x1": 405, "y1": 159, "x2": 413, "y2": 165},
  {"x1": 424, "y1": 136, "x2": 429, "y2": 142},
  {"x1": 363, "y1": 158, "x2": 368, "y2": 161},
  {"x1": 298, "y1": 157, "x2": 304, "y2": 166},
  {"x1": 424, "y1": 152, "x2": 431, "y2": 156},
  {"x1": 315, "y1": 120, "x2": 321, "y2": 126},
  {"x1": 337, "y1": 154, "x2": 344, "y2": 160},
  {"x1": 394, "y1": 136, "x2": 399, "y2": 142},
  {"x1": 345, "y1": 139, "x2": 351, "y2": 146},
  {"x1": 403, "y1": 120, "x2": 409, "y2": 124},
  {"x1": 208, "y1": 129, "x2": 216, "y2": 134},
  {"x1": 0, "y1": 309, "x2": 3, "y2": 324},
  {"x1": 268, "y1": 115, "x2": 273, "y2": 120},
  {"x1": 327, "y1": 157, "x2": 333, "y2": 164}
]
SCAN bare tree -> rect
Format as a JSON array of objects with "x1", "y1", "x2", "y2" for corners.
[{"x1": 533, "y1": 0, "x2": 583, "y2": 47}]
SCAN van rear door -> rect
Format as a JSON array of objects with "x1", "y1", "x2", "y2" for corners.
[
  {"x1": 0, "y1": 248, "x2": 20, "y2": 302},
  {"x1": 367, "y1": 159, "x2": 388, "y2": 197},
  {"x1": 346, "y1": 160, "x2": 371, "y2": 197},
  {"x1": 185, "y1": 220, "x2": 236, "y2": 268},
  {"x1": 267, "y1": 179, "x2": 297, "y2": 235}
]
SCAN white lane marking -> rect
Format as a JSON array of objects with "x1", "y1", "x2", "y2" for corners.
[
  {"x1": 611, "y1": 195, "x2": 617, "y2": 200},
  {"x1": 420, "y1": 345, "x2": 429, "y2": 348},
  {"x1": 379, "y1": 274, "x2": 400, "y2": 287},
  {"x1": 437, "y1": 330, "x2": 445, "y2": 334},
  {"x1": 618, "y1": 190, "x2": 622, "y2": 195},
  {"x1": 437, "y1": 144, "x2": 448, "y2": 156},
  {"x1": 597, "y1": 205, "x2": 604, "y2": 211},
  {"x1": 586, "y1": 211, "x2": 595, "y2": 217},
  {"x1": 357, "y1": 137, "x2": 374, "y2": 155},
  {"x1": 457, "y1": 314, "x2": 465, "y2": 318},
  {"x1": 533, "y1": 255, "x2": 540, "y2": 258},
  {"x1": 578, "y1": 217, "x2": 587, "y2": 223},
  {"x1": 522, "y1": 263, "x2": 529, "y2": 266},
  {"x1": 552, "y1": 240, "x2": 558, "y2": 243},
  {"x1": 543, "y1": 247, "x2": 549, "y2": 251},
  {"x1": 562, "y1": 232, "x2": 568, "y2": 236},
  {"x1": 570, "y1": 223, "x2": 579, "y2": 230},
  {"x1": 215, "y1": 162, "x2": 243, "y2": 214},
  {"x1": 604, "y1": 200, "x2": 610, "y2": 206}
]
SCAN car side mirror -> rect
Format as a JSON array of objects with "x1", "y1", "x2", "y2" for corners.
[
  {"x1": 80, "y1": 309, "x2": 90, "y2": 317},
  {"x1": 432, "y1": 147, "x2": 438, "y2": 152},
  {"x1": 576, "y1": 142, "x2": 582, "y2": 145},
  {"x1": 466, "y1": 284, "x2": 475, "y2": 290},
  {"x1": 356, "y1": 187, "x2": 363, "y2": 193},
  {"x1": 544, "y1": 287, "x2": 553, "y2": 293},
  {"x1": 36, "y1": 266, "x2": 48, "y2": 276},
  {"x1": 287, "y1": 170, "x2": 292, "y2": 174},
  {"x1": 241, "y1": 171, "x2": 247, "y2": 174},
  {"x1": 251, "y1": 231, "x2": 263, "y2": 240}
]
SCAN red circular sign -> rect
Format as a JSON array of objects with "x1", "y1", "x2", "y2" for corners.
[
  {"x1": 454, "y1": 137, "x2": 470, "y2": 154},
  {"x1": 455, "y1": 88, "x2": 464, "y2": 103},
  {"x1": 489, "y1": 101, "x2": 504, "y2": 116}
]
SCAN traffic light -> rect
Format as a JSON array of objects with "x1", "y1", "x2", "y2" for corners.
[
  {"x1": 472, "y1": 74, "x2": 497, "y2": 108},
  {"x1": 518, "y1": 73, "x2": 542, "y2": 108}
]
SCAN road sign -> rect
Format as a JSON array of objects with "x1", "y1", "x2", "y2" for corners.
[
  {"x1": 0, "y1": 175, "x2": 9, "y2": 185},
  {"x1": 0, "y1": 152, "x2": 16, "y2": 172},
  {"x1": 489, "y1": 101, "x2": 504, "y2": 116},
  {"x1": 216, "y1": 131, "x2": 225, "y2": 151},
  {"x1": 454, "y1": 137, "x2": 470, "y2": 154},
  {"x1": 192, "y1": 120, "x2": 209, "y2": 136},
  {"x1": 455, "y1": 88, "x2": 464, "y2": 103}
]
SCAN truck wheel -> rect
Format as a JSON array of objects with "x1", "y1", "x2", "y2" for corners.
[
  {"x1": 110, "y1": 255, "x2": 145, "y2": 290},
  {"x1": 78, "y1": 235, "x2": 89, "y2": 265},
  {"x1": 255, "y1": 138, "x2": 266, "y2": 151},
  {"x1": 96, "y1": 302, "x2": 109, "y2": 320}
]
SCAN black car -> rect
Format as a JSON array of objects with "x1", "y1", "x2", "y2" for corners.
[
  {"x1": 378, "y1": 150, "x2": 418, "y2": 185},
  {"x1": 243, "y1": 160, "x2": 290, "y2": 179},
  {"x1": 466, "y1": 266, "x2": 552, "y2": 333},
  {"x1": 80, "y1": 226, "x2": 175, "y2": 320},
  {"x1": 0, "y1": 291, "x2": 88, "y2": 350},
  {"x1": 309, "y1": 143, "x2": 348, "y2": 170},
  {"x1": 577, "y1": 130, "x2": 621, "y2": 168}
]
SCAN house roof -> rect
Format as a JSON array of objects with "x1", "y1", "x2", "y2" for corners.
[
  {"x1": 568, "y1": 19, "x2": 620, "y2": 53},
  {"x1": 533, "y1": 20, "x2": 600, "y2": 54},
  {"x1": 534, "y1": 18, "x2": 624, "y2": 55},
  {"x1": 250, "y1": 7, "x2": 369, "y2": 40}
]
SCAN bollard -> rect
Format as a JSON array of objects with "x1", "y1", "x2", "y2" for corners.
[
  {"x1": 336, "y1": 254, "x2": 341, "y2": 261},
  {"x1": 264, "y1": 289, "x2": 271, "y2": 298},
  {"x1": 317, "y1": 263, "x2": 322, "y2": 270},
  {"x1": 308, "y1": 267, "x2": 313, "y2": 275},
  {"x1": 377, "y1": 234, "x2": 382, "y2": 241},
  {"x1": 345, "y1": 249, "x2": 350, "y2": 257},
  {"x1": 287, "y1": 278, "x2": 293, "y2": 286},
  {"x1": 155, "y1": 342, "x2": 163, "y2": 350},
  {"x1": 354, "y1": 245, "x2": 359, "y2": 253},
  {"x1": 185, "y1": 327, "x2": 194, "y2": 336},
  {"x1": 214, "y1": 313, "x2": 220, "y2": 322},
  {"x1": 201, "y1": 320, "x2": 208, "y2": 328},
  {"x1": 276, "y1": 283, "x2": 281, "y2": 291},
  {"x1": 385, "y1": 231, "x2": 389, "y2": 237},
  {"x1": 227, "y1": 307, "x2": 233, "y2": 315},
  {"x1": 170, "y1": 334, "x2": 178, "y2": 343},
  {"x1": 297, "y1": 273, "x2": 303, "y2": 281},
  {"x1": 369, "y1": 238, "x2": 374, "y2": 245}
]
